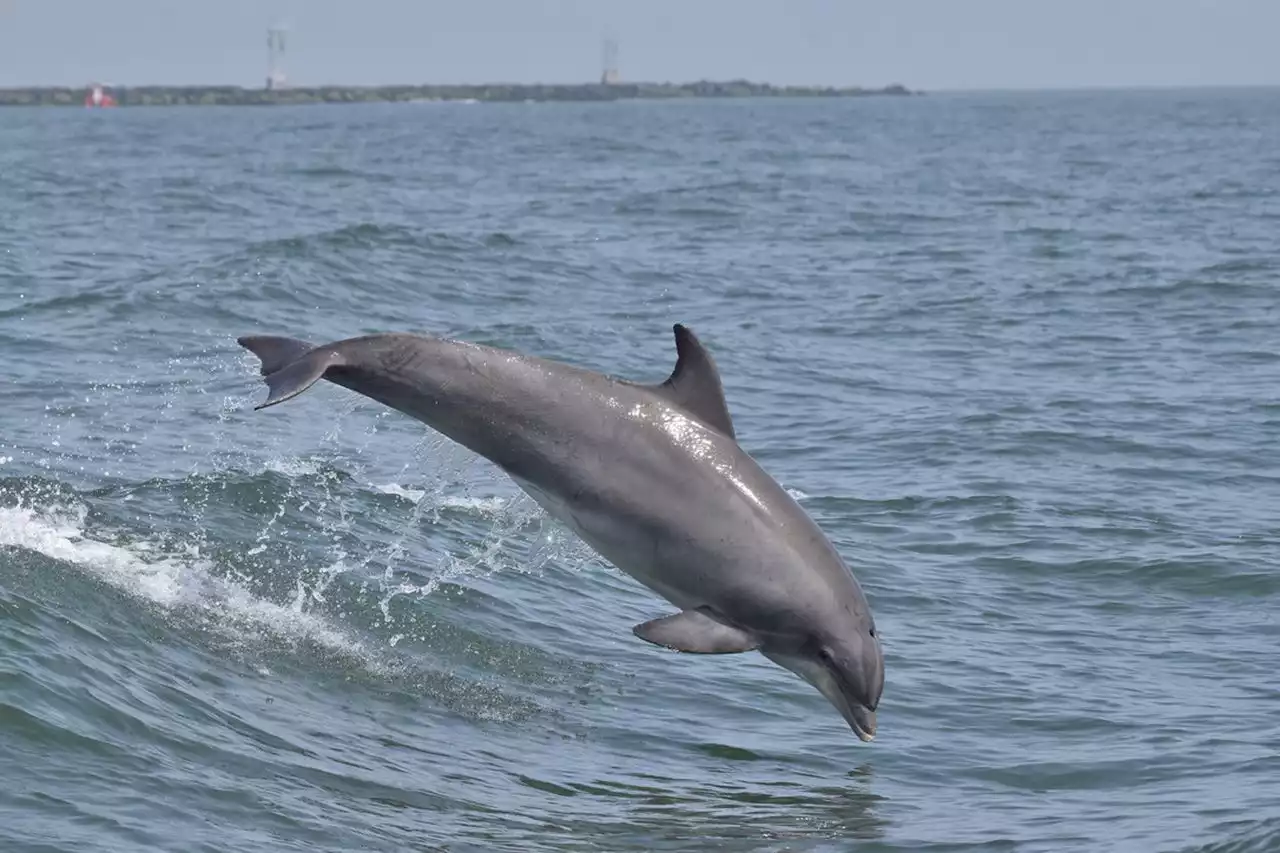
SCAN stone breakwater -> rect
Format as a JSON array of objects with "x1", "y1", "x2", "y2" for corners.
[{"x1": 0, "y1": 80, "x2": 917, "y2": 107}]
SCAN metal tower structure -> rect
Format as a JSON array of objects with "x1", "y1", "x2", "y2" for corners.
[
  {"x1": 266, "y1": 26, "x2": 288, "y2": 90},
  {"x1": 600, "y1": 37, "x2": 619, "y2": 84}
]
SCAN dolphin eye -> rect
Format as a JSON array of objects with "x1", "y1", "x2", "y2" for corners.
[{"x1": 869, "y1": 628, "x2": 876, "y2": 637}]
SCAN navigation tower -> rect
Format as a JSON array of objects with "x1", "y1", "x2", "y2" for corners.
[
  {"x1": 266, "y1": 26, "x2": 288, "y2": 90},
  {"x1": 601, "y1": 37, "x2": 619, "y2": 85}
]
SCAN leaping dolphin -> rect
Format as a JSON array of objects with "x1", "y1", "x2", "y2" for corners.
[{"x1": 237, "y1": 325, "x2": 885, "y2": 741}]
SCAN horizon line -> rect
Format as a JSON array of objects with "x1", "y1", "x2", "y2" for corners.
[{"x1": 3, "y1": 80, "x2": 1278, "y2": 93}]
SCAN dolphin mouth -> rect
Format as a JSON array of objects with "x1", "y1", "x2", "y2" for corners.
[
  {"x1": 827, "y1": 671, "x2": 877, "y2": 742},
  {"x1": 848, "y1": 704, "x2": 877, "y2": 742},
  {"x1": 761, "y1": 649, "x2": 879, "y2": 742}
]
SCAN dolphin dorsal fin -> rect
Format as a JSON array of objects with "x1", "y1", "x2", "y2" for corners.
[{"x1": 650, "y1": 324, "x2": 737, "y2": 440}]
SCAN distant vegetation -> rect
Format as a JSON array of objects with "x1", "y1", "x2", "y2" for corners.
[{"x1": 0, "y1": 81, "x2": 917, "y2": 107}]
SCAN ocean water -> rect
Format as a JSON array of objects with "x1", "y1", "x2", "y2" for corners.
[{"x1": 1, "y1": 89, "x2": 1278, "y2": 853}]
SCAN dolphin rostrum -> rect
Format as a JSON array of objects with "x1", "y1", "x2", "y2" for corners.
[{"x1": 237, "y1": 325, "x2": 885, "y2": 740}]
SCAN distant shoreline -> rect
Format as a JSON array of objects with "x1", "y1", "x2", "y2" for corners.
[{"x1": 0, "y1": 80, "x2": 918, "y2": 107}]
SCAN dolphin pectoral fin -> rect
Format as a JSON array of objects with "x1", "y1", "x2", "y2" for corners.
[
  {"x1": 237, "y1": 337, "x2": 348, "y2": 411},
  {"x1": 633, "y1": 607, "x2": 760, "y2": 654}
]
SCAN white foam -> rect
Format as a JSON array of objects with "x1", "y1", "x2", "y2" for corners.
[
  {"x1": 372, "y1": 482, "x2": 428, "y2": 503},
  {"x1": 371, "y1": 482, "x2": 510, "y2": 516},
  {"x1": 438, "y1": 495, "x2": 509, "y2": 514},
  {"x1": 263, "y1": 456, "x2": 326, "y2": 478},
  {"x1": 787, "y1": 487, "x2": 810, "y2": 501},
  {"x1": 0, "y1": 502, "x2": 363, "y2": 657}
]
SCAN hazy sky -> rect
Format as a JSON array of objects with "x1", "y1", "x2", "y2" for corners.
[{"x1": 0, "y1": 0, "x2": 1277, "y2": 91}]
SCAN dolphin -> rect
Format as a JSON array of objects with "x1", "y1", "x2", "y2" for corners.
[{"x1": 237, "y1": 325, "x2": 885, "y2": 740}]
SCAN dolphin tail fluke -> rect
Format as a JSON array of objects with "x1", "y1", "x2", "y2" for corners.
[
  {"x1": 237, "y1": 335, "x2": 346, "y2": 411},
  {"x1": 237, "y1": 335, "x2": 316, "y2": 376}
]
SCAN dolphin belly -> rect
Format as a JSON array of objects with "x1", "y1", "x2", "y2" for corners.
[{"x1": 508, "y1": 473, "x2": 696, "y2": 609}]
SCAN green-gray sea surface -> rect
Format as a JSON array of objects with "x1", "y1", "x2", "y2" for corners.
[{"x1": 1, "y1": 90, "x2": 1278, "y2": 852}]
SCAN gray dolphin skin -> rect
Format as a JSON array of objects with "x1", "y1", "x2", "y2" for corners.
[{"x1": 237, "y1": 325, "x2": 885, "y2": 741}]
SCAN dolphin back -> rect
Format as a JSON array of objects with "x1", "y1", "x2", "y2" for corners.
[{"x1": 238, "y1": 335, "x2": 348, "y2": 411}]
